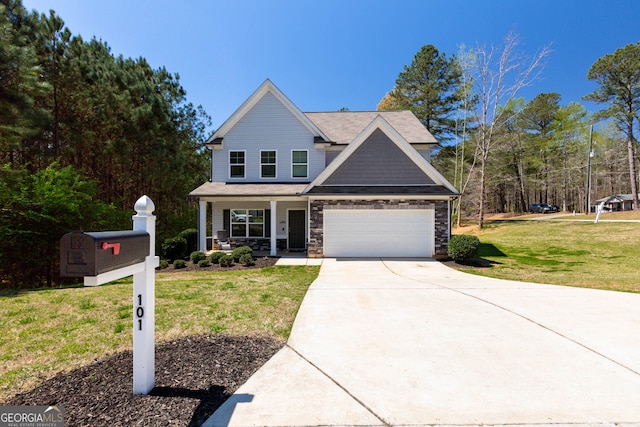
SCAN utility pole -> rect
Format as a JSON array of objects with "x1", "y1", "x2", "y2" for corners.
[{"x1": 586, "y1": 125, "x2": 594, "y2": 214}]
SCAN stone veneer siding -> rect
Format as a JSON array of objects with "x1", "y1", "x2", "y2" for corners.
[{"x1": 308, "y1": 199, "x2": 450, "y2": 258}]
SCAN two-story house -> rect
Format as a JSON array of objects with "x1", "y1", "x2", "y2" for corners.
[{"x1": 189, "y1": 79, "x2": 458, "y2": 258}]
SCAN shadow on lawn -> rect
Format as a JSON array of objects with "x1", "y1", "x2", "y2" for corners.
[{"x1": 449, "y1": 243, "x2": 507, "y2": 269}]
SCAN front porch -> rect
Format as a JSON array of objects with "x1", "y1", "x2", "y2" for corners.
[{"x1": 196, "y1": 197, "x2": 309, "y2": 257}]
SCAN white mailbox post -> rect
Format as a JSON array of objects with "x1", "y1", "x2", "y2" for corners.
[
  {"x1": 131, "y1": 195, "x2": 160, "y2": 394},
  {"x1": 60, "y1": 195, "x2": 159, "y2": 395}
]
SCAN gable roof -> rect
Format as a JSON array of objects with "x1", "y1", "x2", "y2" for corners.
[
  {"x1": 205, "y1": 79, "x2": 330, "y2": 144},
  {"x1": 304, "y1": 111, "x2": 437, "y2": 145},
  {"x1": 304, "y1": 115, "x2": 457, "y2": 194}
]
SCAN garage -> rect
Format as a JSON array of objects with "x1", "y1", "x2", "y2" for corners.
[{"x1": 323, "y1": 209, "x2": 434, "y2": 257}]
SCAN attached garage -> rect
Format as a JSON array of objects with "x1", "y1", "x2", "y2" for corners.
[{"x1": 323, "y1": 209, "x2": 434, "y2": 258}]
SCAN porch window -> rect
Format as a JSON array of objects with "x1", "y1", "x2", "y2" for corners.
[
  {"x1": 229, "y1": 151, "x2": 245, "y2": 178},
  {"x1": 292, "y1": 150, "x2": 308, "y2": 178},
  {"x1": 231, "y1": 209, "x2": 265, "y2": 237},
  {"x1": 261, "y1": 150, "x2": 276, "y2": 178}
]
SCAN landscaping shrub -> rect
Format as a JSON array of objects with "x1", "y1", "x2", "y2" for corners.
[
  {"x1": 448, "y1": 234, "x2": 480, "y2": 264},
  {"x1": 161, "y1": 237, "x2": 188, "y2": 262},
  {"x1": 231, "y1": 246, "x2": 253, "y2": 262},
  {"x1": 209, "y1": 251, "x2": 226, "y2": 264},
  {"x1": 157, "y1": 260, "x2": 169, "y2": 270},
  {"x1": 190, "y1": 251, "x2": 207, "y2": 264},
  {"x1": 198, "y1": 259, "x2": 210, "y2": 268},
  {"x1": 178, "y1": 228, "x2": 199, "y2": 254},
  {"x1": 219, "y1": 255, "x2": 234, "y2": 267},
  {"x1": 173, "y1": 259, "x2": 186, "y2": 269},
  {"x1": 239, "y1": 253, "x2": 255, "y2": 267}
]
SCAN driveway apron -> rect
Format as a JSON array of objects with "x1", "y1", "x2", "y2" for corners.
[{"x1": 204, "y1": 258, "x2": 640, "y2": 427}]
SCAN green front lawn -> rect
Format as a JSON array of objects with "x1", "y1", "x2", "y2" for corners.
[
  {"x1": 0, "y1": 265, "x2": 320, "y2": 402},
  {"x1": 456, "y1": 220, "x2": 640, "y2": 293}
]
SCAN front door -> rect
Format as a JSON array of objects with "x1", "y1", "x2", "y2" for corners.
[{"x1": 288, "y1": 210, "x2": 306, "y2": 250}]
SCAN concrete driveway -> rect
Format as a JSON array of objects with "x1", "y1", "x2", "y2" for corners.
[{"x1": 204, "y1": 258, "x2": 640, "y2": 426}]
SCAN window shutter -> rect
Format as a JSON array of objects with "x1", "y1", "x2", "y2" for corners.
[
  {"x1": 223, "y1": 209, "x2": 230, "y2": 232},
  {"x1": 265, "y1": 209, "x2": 271, "y2": 237}
]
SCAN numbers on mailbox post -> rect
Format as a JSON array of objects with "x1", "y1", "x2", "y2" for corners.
[{"x1": 136, "y1": 294, "x2": 144, "y2": 331}]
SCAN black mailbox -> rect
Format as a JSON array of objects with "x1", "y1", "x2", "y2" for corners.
[{"x1": 60, "y1": 230, "x2": 150, "y2": 277}]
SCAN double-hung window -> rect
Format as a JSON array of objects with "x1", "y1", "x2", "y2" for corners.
[
  {"x1": 261, "y1": 150, "x2": 276, "y2": 179},
  {"x1": 229, "y1": 151, "x2": 245, "y2": 178},
  {"x1": 292, "y1": 150, "x2": 308, "y2": 178},
  {"x1": 231, "y1": 209, "x2": 265, "y2": 237}
]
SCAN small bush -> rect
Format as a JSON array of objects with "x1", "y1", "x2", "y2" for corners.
[
  {"x1": 239, "y1": 253, "x2": 255, "y2": 267},
  {"x1": 198, "y1": 259, "x2": 211, "y2": 268},
  {"x1": 209, "y1": 251, "x2": 226, "y2": 264},
  {"x1": 190, "y1": 251, "x2": 207, "y2": 264},
  {"x1": 231, "y1": 246, "x2": 253, "y2": 262},
  {"x1": 157, "y1": 259, "x2": 169, "y2": 270},
  {"x1": 178, "y1": 228, "x2": 199, "y2": 254},
  {"x1": 162, "y1": 237, "x2": 188, "y2": 262},
  {"x1": 173, "y1": 259, "x2": 186, "y2": 269},
  {"x1": 219, "y1": 255, "x2": 234, "y2": 267},
  {"x1": 448, "y1": 234, "x2": 480, "y2": 264}
]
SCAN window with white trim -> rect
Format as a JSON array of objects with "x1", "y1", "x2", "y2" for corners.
[
  {"x1": 292, "y1": 150, "x2": 308, "y2": 178},
  {"x1": 229, "y1": 151, "x2": 245, "y2": 178},
  {"x1": 261, "y1": 150, "x2": 276, "y2": 178},
  {"x1": 231, "y1": 209, "x2": 265, "y2": 237}
]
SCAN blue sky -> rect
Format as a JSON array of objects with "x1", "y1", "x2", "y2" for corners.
[{"x1": 23, "y1": 0, "x2": 640, "y2": 133}]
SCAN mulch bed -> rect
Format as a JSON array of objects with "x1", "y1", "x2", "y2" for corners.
[
  {"x1": 161, "y1": 256, "x2": 279, "y2": 273},
  {"x1": 440, "y1": 258, "x2": 495, "y2": 270},
  {"x1": 6, "y1": 335, "x2": 284, "y2": 426}
]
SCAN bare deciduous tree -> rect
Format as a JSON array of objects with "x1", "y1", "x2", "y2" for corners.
[{"x1": 463, "y1": 31, "x2": 551, "y2": 228}]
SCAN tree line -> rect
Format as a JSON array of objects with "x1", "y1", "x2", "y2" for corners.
[
  {"x1": 378, "y1": 33, "x2": 640, "y2": 227},
  {"x1": 1, "y1": 0, "x2": 210, "y2": 288}
]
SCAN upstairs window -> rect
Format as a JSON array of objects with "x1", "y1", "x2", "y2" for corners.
[
  {"x1": 261, "y1": 150, "x2": 276, "y2": 178},
  {"x1": 292, "y1": 150, "x2": 308, "y2": 178},
  {"x1": 229, "y1": 151, "x2": 245, "y2": 178}
]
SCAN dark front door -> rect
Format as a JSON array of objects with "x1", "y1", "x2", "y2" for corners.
[{"x1": 288, "y1": 210, "x2": 306, "y2": 250}]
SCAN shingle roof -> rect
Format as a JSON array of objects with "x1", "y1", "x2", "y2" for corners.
[
  {"x1": 304, "y1": 111, "x2": 437, "y2": 145},
  {"x1": 189, "y1": 182, "x2": 308, "y2": 197},
  {"x1": 306, "y1": 185, "x2": 458, "y2": 196}
]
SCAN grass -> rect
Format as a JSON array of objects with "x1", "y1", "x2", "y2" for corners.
[
  {"x1": 0, "y1": 265, "x2": 319, "y2": 402},
  {"x1": 455, "y1": 219, "x2": 640, "y2": 293}
]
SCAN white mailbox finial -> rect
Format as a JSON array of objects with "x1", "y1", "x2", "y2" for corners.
[{"x1": 134, "y1": 195, "x2": 155, "y2": 216}]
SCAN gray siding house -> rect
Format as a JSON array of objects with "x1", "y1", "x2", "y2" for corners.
[{"x1": 190, "y1": 79, "x2": 458, "y2": 258}]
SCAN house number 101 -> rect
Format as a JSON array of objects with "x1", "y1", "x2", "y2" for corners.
[{"x1": 136, "y1": 294, "x2": 144, "y2": 331}]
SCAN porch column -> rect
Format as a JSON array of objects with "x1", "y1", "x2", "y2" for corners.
[
  {"x1": 270, "y1": 200, "x2": 277, "y2": 256},
  {"x1": 214, "y1": 202, "x2": 218, "y2": 250},
  {"x1": 198, "y1": 200, "x2": 206, "y2": 252}
]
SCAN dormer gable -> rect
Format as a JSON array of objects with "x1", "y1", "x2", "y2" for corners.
[
  {"x1": 305, "y1": 116, "x2": 457, "y2": 193},
  {"x1": 205, "y1": 79, "x2": 329, "y2": 146}
]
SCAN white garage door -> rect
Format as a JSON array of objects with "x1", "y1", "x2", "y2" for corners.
[{"x1": 323, "y1": 209, "x2": 434, "y2": 257}]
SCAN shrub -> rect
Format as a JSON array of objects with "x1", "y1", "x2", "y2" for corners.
[
  {"x1": 178, "y1": 228, "x2": 199, "y2": 254},
  {"x1": 219, "y1": 255, "x2": 234, "y2": 267},
  {"x1": 173, "y1": 259, "x2": 186, "y2": 269},
  {"x1": 157, "y1": 260, "x2": 169, "y2": 270},
  {"x1": 448, "y1": 234, "x2": 480, "y2": 264},
  {"x1": 239, "y1": 253, "x2": 255, "y2": 267},
  {"x1": 209, "y1": 251, "x2": 226, "y2": 264},
  {"x1": 198, "y1": 259, "x2": 211, "y2": 268},
  {"x1": 231, "y1": 246, "x2": 253, "y2": 262},
  {"x1": 190, "y1": 251, "x2": 207, "y2": 264},
  {"x1": 161, "y1": 237, "x2": 188, "y2": 262}
]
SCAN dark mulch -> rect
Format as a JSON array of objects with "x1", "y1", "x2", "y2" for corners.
[
  {"x1": 6, "y1": 335, "x2": 283, "y2": 426},
  {"x1": 162, "y1": 256, "x2": 279, "y2": 273},
  {"x1": 440, "y1": 257, "x2": 496, "y2": 270}
]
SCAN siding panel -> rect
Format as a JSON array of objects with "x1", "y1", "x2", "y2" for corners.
[
  {"x1": 323, "y1": 128, "x2": 435, "y2": 185},
  {"x1": 212, "y1": 92, "x2": 323, "y2": 182}
]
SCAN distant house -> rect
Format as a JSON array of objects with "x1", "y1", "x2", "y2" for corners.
[
  {"x1": 189, "y1": 79, "x2": 458, "y2": 258},
  {"x1": 594, "y1": 194, "x2": 635, "y2": 212}
]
